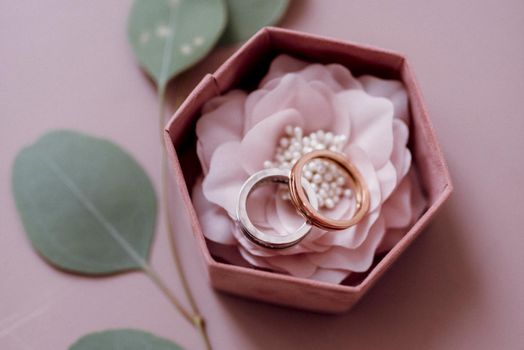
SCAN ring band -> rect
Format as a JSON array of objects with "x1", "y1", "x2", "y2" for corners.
[
  {"x1": 236, "y1": 168, "x2": 318, "y2": 249},
  {"x1": 289, "y1": 150, "x2": 370, "y2": 230}
]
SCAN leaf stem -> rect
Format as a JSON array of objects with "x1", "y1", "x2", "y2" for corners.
[
  {"x1": 158, "y1": 86, "x2": 212, "y2": 350},
  {"x1": 142, "y1": 264, "x2": 195, "y2": 325}
]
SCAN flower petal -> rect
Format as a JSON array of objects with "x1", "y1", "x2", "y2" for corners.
[
  {"x1": 390, "y1": 119, "x2": 411, "y2": 180},
  {"x1": 265, "y1": 254, "x2": 317, "y2": 278},
  {"x1": 202, "y1": 141, "x2": 247, "y2": 215},
  {"x1": 307, "y1": 216, "x2": 386, "y2": 272},
  {"x1": 376, "y1": 161, "x2": 397, "y2": 202},
  {"x1": 315, "y1": 211, "x2": 380, "y2": 249},
  {"x1": 240, "y1": 108, "x2": 304, "y2": 174},
  {"x1": 245, "y1": 75, "x2": 336, "y2": 133},
  {"x1": 308, "y1": 267, "x2": 351, "y2": 284},
  {"x1": 197, "y1": 90, "x2": 247, "y2": 172},
  {"x1": 341, "y1": 90, "x2": 395, "y2": 169},
  {"x1": 193, "y1": 178, "x2": 237, "y2": 245},
  {"x1": 259, "y1": 54, "x2": 311, "y2": 86},
  {"x1": 344, "y1": 145, "x2": 382, "y2": 211},
  {"x1": 260, "y1": 54, "x2": 363, "y2": 92},
  {"x1": 359, "y1": 75, "x2": 409, "y2": 123}
]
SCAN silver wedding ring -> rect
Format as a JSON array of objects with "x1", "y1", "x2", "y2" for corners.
[{"x1": 236, "y1": 168, "x2": 318, "y2": 249}]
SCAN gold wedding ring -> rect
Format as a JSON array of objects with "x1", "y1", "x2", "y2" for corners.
[{"x1": 289, "y1": 150, "x2": 370, "y2": 230}]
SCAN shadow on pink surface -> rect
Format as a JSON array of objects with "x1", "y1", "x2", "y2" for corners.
[{"x1": 212, "y1": 203, "x2": 479, "y2": 349}]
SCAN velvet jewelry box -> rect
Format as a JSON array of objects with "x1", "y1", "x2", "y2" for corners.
[{"x1": 164, "y1": 27, "x2": 452, "y2": 313}]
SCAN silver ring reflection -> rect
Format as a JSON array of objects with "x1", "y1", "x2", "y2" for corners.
[{"x1": 236, "y1": 168, "x2": 318, "y2": 249}]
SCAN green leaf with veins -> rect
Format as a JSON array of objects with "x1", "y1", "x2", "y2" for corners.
[
  {"x1": 12, "y1": 130, "x2": 157, "y2": 275},
  {"x1": 127, "y1": 0, "x2": 227, "y2": 89},
  {"x1": 69, "y1": 329, "x2": 183, "y2": 350},
  {"x1": 220, "y1": 0, "x2": 289, "y2": 45}
]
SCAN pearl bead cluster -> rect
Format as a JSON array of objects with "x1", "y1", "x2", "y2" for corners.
[{"x1": 263, "y1": 126, "x2": 353, "y2": 209}]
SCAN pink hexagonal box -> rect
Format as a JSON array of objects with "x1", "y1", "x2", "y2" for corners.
[{"x1": 163, "y1": 27, "x2": 452, "y2": 313}]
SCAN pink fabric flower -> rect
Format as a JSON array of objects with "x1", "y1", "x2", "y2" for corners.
[{"x1": 193, "y1": 55, "x2": 426, "y2": 284}]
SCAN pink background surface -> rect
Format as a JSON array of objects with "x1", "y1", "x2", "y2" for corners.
[{"x1": 1, "y1": 1, "x2": 523, "y2": 349}]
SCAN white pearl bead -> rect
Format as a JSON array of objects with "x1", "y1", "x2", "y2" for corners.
[
  {"x1": 294, "y1": 126, "x2": 302, "y2": 138},
  {"x1": 325, "y1": 198, "x2": 334, "y2": 209},
  {"x1": 325, "y1": 132, "x2": 333, "y2": 143},
  {"x1": 304, "y1": 170, "x2": 313, "y2": 180},
  {"x1": 343, "y1": 189, "x2": 352, "y2": 198},
  {"x1": 313, "y1": 174, "x2": 322, "y2": 184}
]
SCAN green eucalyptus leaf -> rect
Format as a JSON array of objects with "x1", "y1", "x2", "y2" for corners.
[
  {"x1": 69, "y1": 329, "x2": 183, "y2": 350},
  {"x1": 128, "y1": 0, "x2": 227, "y2": 88},
  {"x1": 12, "y1": 130, "x2": 157, "y2": 275},
  {"x1": 220, "y1": 0, "x2": 289, "y2": 45}
]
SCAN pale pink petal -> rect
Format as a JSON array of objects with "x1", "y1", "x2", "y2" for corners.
[
  {"x1": 381, "y1": 175, "x2": 414, "y2": 229},
  {"x1": 193, "y1": 178, "x2": 236, "y2": 245},
  {"x1": 307, "y1": 217, "x2": 386, "y2": 272},
  {"x1": 240, "y1": 108, "x2": 304, "y2": 174},
  {"x1": 245, "y1": 184, "x2": 274, "y2": 228},
  {"x1": 390, "y1": 119, "x2": 411, "y2": 180},
  {"x1": 342, "y1": 90, "x2": 395, "y2": 169},
  {"x1": 245, "y1": 75, "x2": 336, "y2": 133},
  {"x1": 378, "y1": 170, "x2": 427, "y2": 252},
  {"x1": 376, "y1": 161, "x2": 397, "y2": 202},
  {"x1": 265, "y1": 254, "x2": 317, "y2": 278},
  {"x1": 202, "y1": 141, "x2": 247, "y2": 215},
  {"x1": 308, "y1": 268, "x2": 351, "y2": 284},
  {"x1": 265, "y1": 193, "x2": 290, "y2": 236},
  {"x1": 315, "y1": 211, "x2": 380, "y2": 249},
  {"x1": 259, "y1": 54, "x2": 311, "y2": 86},
  {"x1": 274, "y1": 193, "x2": 308, "y2": 235},
  {"x1": 233, "y1": 226, "x2": 279, "y2": 257},
  {"x1": 238, "y1": 246, "x2": 275, "y2": 270},
  {"x1": 260, "y1": 55, "x2": 362, "y2": 92},
  {"x1": 323, "y1": 63, "x2": 363, "y2": 91},
  {"x1": 359, "y1": 75, "x2": 409, "y2": 123},
  {"x1": 197, "y1": 90, "x2": 247, "y2": 172},
  {"x1": 345, "y1": 145, "x2": 382, "y2": 211}
]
